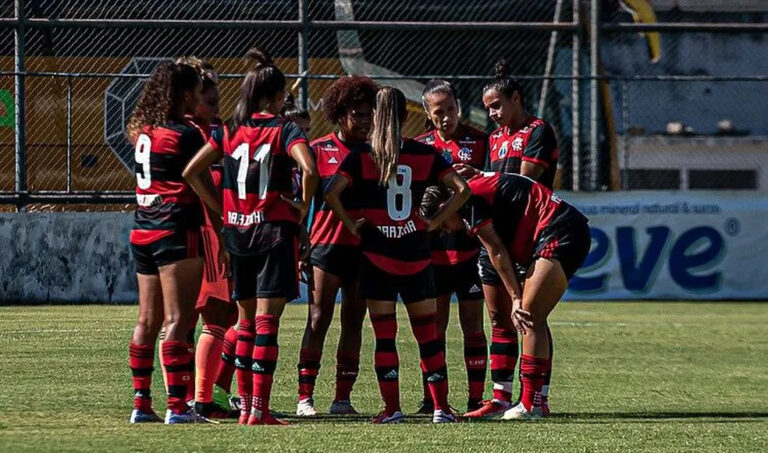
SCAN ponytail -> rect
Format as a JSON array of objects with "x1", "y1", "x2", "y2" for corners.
[
  {"x1": 232, "y1": 46, "x2": 286, "y2": 132},
  {"x1": 371, "y1": 87, "x2": 406, "y2": 186}
]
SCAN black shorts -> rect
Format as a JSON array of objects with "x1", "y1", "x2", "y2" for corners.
[
  {"x1": 229, "y1": 235, "x2": 299, "y2": 302},
  {"x1": 131, "y1": 230, "x2": 202, "y2": 275},
  {"x1": 310, "y1": 243, "x2": 361, "y2": 282},
  {"x1": 477, "y1": 246, "x2": 540, "y2": 287},
  {"x1": 358, "y1": 256, "x2": 435, "y2": 304},
  {"x1": 433, "y1": 256, "x2": 483, "y2": 301},
  {"x1": 534, "y1": 220, "x2": 591, "y2": 280}
]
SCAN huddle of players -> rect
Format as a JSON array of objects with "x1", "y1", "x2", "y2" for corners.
[{"x1": 126, "y1": 46, "x2": 591, "y2": 425}]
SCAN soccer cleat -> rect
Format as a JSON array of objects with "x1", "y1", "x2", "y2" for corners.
[
  {"x1": 195, "y1": 401, "x2": 238, "y2": 419},
  {"x1": 432, "y1": 409, "x2": 458, "y2": 424},
  {"x1": 247, "y1": 409, "x2": 289, "y2": 425},
  {"x1": 164, "y1": 409, "x2": 218, "y2": 424},
  {"x1": 466, "y1": 398, "x2": 483, "y2": 413},
  {"x1": 328, "y1": 400, "x2": 359, "y2": 415},
  {"x1": 229, "y1": 395, "x2": 242, "y2": 412},
  {"x1": 238, "y1": 410, "x2": 250, "y2": 425},
  {"x1": 501, "y1": 402, "x2": 546, "y2": 420},
  {"x1": 296, "y1": 397, "x2": 317, "y2": 417},
  {"x1": 414, "y1": 398, "x2": 434, "y2": 415},
  {"x1": 371, "y1": 410, "x2": 405, "y2": 424},
  {"x1": 463, "y1": 399, "x2": 511, "y2": 419},
  {"x1": 129, "y1": 409, "x2": 162, "y2": 424}
]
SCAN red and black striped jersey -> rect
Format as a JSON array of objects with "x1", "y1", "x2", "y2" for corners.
[
  {"x1": 416, "y1": 125, "x2": 488, "y2": 266},
  {"x1": 487, "y1": 115, "x2": 559, "y2": 189},
  {"x1": 460, "y1": 172, "x2": 587, "y2": 267},
  {"x1": 210, "y1": 113, "x2": 309, "y2": 255},
  {"x1": 415, "y1": 125, "x2": 488, "y2": 169},
  {"x1": 309, "y1": 132, "x2": 364, "y2": 248},
  {"x1": 130, "y1": 119, "x2": 206, "y2": 245},
  {"x1": 337, "y1": 139, "x2": 453, "y2": 275}
]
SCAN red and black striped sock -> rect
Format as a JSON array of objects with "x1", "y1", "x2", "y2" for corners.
[
  {"x1": 463, "y1": 330, "x2": 488, "y2": 405},
  {"x1": 420, "y1": 333, "x2": 445, "y2": 405},
  {"x1": 251, "y1": 314, "x2": 280, "y2": 417},
  {"x1": 161, "y1": 340, "x2": 192, "y2": 414},
  {"x1": 215, "y1": 325, "x2": 238, "y2": 393},
  {"x1": 235, "y1": 320, "x2": 255, "y2": 415},
  {"x1": 129, "y1": 342, "x2": 155, "y2": 413},
  {"x1": 411, "y1": 312, "x2": 449, "y2": 411},
  {"x1": 490, "y1": 327, "x2": 518, "y2": 403},
  {"x1": 371, "y1": 313, "x2": 400, "y2": 414},
  {"x1": 520, "y1": 354, "x2": 550, "y2": 410},
  {"x1": 335, "y1": 350, "x2": 360, "y2": 402},
  {"x1": 298, "y1": 348, "x2": 321, "y2": 401}
]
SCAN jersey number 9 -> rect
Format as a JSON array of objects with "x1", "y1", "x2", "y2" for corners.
[
  {"x1": 386, "y1": 165, "x2": 413, "y2": 221},
  {"x1": 134, "y1": 134, "x2": 152, "y2": 190}
]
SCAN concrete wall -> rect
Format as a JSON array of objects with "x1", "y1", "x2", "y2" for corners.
[{"x1": 0, "y1": 213, "x2": 137, "y2": 304}]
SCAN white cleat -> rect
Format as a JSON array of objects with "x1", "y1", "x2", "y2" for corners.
[
  {"x1": 501, "y1": 402, "x2": 544, "y2": 420},
  {"x1": 329, "y1": 400, "x2": 359, "y2": 415},
  {"x1": 371, "y1": 410, "x2": 405, "y2": 424},
  {"x1": 296, "y1": 397, "x2": 318, "y2": 417},
  {"x1": 432, "y1": 409, "x2": 458, "y2": 424},
  {"x1": 164, "y1": 409, "x2": 218, "y2": 424}
]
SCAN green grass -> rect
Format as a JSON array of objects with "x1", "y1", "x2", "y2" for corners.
[{"x1": 1, "y1": 303, "x2": 767, "y2": 452}]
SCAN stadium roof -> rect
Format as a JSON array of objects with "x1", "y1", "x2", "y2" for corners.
[{"x1": 652, "y1": 0, "x2": 768, "y2": 12}]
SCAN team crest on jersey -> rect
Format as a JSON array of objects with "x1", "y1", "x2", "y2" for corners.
[
  {"x1": 512, "y1": 136, "x2": 524, "y2": 152},
  {"x1": 498, "y1": 141, "x2": 509, "y2": 158},
  {"x1": 442, "y1": 149, "x2": 453, "y2": 164},
  {"x1": 551, "y1": 193, "x2": 562, "y2": 204},
  {"x1": 457, "y1": 147, "x2": 472, "y2": 161},
  {"x1": 492, "y1": 130, "x2": 504, "y2": 138}
]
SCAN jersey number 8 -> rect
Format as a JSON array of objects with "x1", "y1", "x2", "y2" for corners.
[
  {"x1": 134, "y1": 134, "x2": 152, "y2": 190},
  {"x1": 386, "y1": 165, "x2": 413, "y2": 221},
  {"x1": 232, "y1": 143, "x2": 272, "y2": 200}
]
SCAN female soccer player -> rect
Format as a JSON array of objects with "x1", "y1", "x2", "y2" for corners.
[
  {"x1": 281, "y1": 92, "x2": 311, "y2": 134},
  {"x1": 324, "y1": 87, "x2": 470, "y2": 424},
  {"x1": 421, "y1": 169, "x2": 590, "y2": 419},
  {"x1": 296, "y1": 76, "x2": 378, "y2": 417},
  {"x1": 184, "y1": 46, "x2": 318, "y2": 425},
  {"x1": 126, "y1": 61, "x2": 209, "y2": 424},
  {"x1": 464, "y1": 60, "x2": 561, "y2": 418},
  {"x1": 415, "y1": 79, "x2": 488, "y2": 414}
]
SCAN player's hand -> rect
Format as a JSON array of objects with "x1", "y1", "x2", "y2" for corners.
[
  {"x1": 453, "y1": 163, "x2": 480, "y2": 179},
  {"x1": 281, "y1": 195, "x2": 310, "y2": 222},
  {"x1": 298, "y1": 260, "x2": 314, "y2": 291},
  {"x1": 347, "y1": 218, "x2": 367, "y2": 237},
  {"x1": 511, "y1": 298, "x2": 533, "y2": 334},
  {"x1": 218, "y1": 247, "x2": 231, "y2": 279}
]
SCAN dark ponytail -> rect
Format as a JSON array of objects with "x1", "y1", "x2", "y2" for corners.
[
  {"x1": 421, "y1": 79, "x2": 459, "y2": 131},
  {"x1": 232, "y1": 46, "x2": 286, "y2": 132},
  {"x1": 483, "y1": 59, "x2": 524, "y2": 105},
  {"x1": 281, "y1": 92, "x2": 310, "y2": 123}
]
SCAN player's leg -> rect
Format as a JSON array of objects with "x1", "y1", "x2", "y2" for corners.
[
  {"x1": 296, "y1": 266, "x2": 341, "y2": 416},
  {"x1": 230, "y1": 253, "x2": 259, "y2": 424},
  {"x1": 158, "y1": 254, "x2": 205, "y2": 423},
  {"x1": 128, "y1": 247, "x2": 164, "y2": 423},
  {"x1": 331, "y1": 276, "x2": 366, "y2": 414},
  {"x1": 402, "y1": 266, "x2": 456, "y2": 424},
  {"x1": 194, "y1": 297, "x2": 236, "y2": 418},
  {"x1": 368, "y1": 299, "x2": 403, "y2": 424},
  {"x1": 214, "y1": 324, "x2": 239, "y2": 409},
  {"x1": 456, "y1": 264, "x2": 487, "y2": 413}
]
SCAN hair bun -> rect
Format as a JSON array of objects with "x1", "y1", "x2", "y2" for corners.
[
  {"x1": 244, "y1": 46, "x2": 273, "y2": 69},
  {"x1": 283, "y1": 92, "x2": 296, "y2": 108},
  {"x1": 492, "y1": 59, "x2": 510, "y2": 79}
]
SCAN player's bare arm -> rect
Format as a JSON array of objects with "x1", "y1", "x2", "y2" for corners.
[{"x1": 183, "y1": 143, "x2": 225, "y2": 217}]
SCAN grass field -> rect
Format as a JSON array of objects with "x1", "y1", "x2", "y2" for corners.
[{"x1": 0, "y1": 302, "x2": 767, "y2": 452}]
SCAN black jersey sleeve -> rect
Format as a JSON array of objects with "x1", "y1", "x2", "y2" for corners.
[
  {"x1": 429, "y1": 151, "x2": 453, "y2": 185},
  {"x1": 337, "y1": 150, "x2": 362, "y2": 186},
  {"x1": 179, "y1": 125, "x2": 206, "y2": 158},
  {"x1": 522, "y1": 123, "x2": 557, "y2": 168},
  {"x1": 458, "y1": 195, "x2": 493, "y2": 236},
  {"x1": 282, "y1": 121, "x2": 310, "y2": 156}
]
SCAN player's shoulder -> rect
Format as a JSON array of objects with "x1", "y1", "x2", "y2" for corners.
[
  {"x1": 310, "y1": 133, "x2": 336, "y2": 149},
  {"x1": 460, "y1": 125, "x2": 488, "y2": 141},
  {"x1": 527, "y1": 115, "x2": 553, "y2": 133},
  {"x1": 156, "y1": 119, "x2": 202, "y2": 142},
  {"x1": 489, "y1": 126, "x2": 505, "y2": 141},
  {"x1": 403, "y1": 138, "x2": 439, "y2": 155},
  {"x1": 413, "y1": 130, "x2": 437, "y2": 145}
]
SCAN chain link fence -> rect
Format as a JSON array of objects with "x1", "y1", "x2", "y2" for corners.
[{"x1": 0, "y1": 0, "x2": 766, "y2": 210}]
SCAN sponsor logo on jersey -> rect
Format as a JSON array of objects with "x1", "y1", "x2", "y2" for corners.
[
  {"x1": 458, "y1": 147, "x2": 472, "y2": 161},
  {"x1": 459, "y1": 138, "x2": 476, "y2": 145},
  {"x1": 511, "y1": 136, "x2": 524, "y2": 151},
  {"x1": 493, "y1": 130, "x2": 504, "y2": 138},
  {"x1": 227, "y1": 210, "x2": 265, "y2": 227},
  {"x1": 377, "y1": 220, "x2": 417, "y2": 239},
  {"x1": 136, "y1": 193, "x2": 162, "y2": 207},
  {"x1": 321, "y1": 143, "x2": 338, "y2": 151},
  {"x1": 498, "y1": 141, "x2": 509, "y2": 158},
  {"x1": 442, "y1": 149, "x2": 453, "y2": 164}
]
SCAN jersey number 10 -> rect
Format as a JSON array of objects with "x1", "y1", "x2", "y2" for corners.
[
  {"x1": 232, "y1": 143, "x2": 272, "y2": 200},
  {"x1": 387, "y1": 165, "x2": 413, "y2": 221}
]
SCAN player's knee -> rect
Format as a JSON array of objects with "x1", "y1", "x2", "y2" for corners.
[
  {"x1": 459, "y1": 311, "x2": 483, "y2": 333},
  {"x1": 309, "y1": 307, "x2": 333, "y2": 333},
  {"x1": 135, "y1": 312, "x2": 163, "y2": 337}
]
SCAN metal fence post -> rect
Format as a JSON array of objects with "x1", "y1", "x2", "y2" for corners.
[
  {"x1": 621, "y1": 79, "x2": 629, "y2": 190},
  {"x1": 66, "y1": 76, "x2": 72, "y2": 193},
  {"x1": 14, "y1": 0, "x2": 26, "y2": 207},
  {"x1": 571, "y1": 0, "x2": 581, "y2": 191},
  {"x1": 297, "y1": 0, "x2": 309, "y2": 110},
  {"x1": 589, "y1": 0, "x2": 600, "y2": 191}
]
